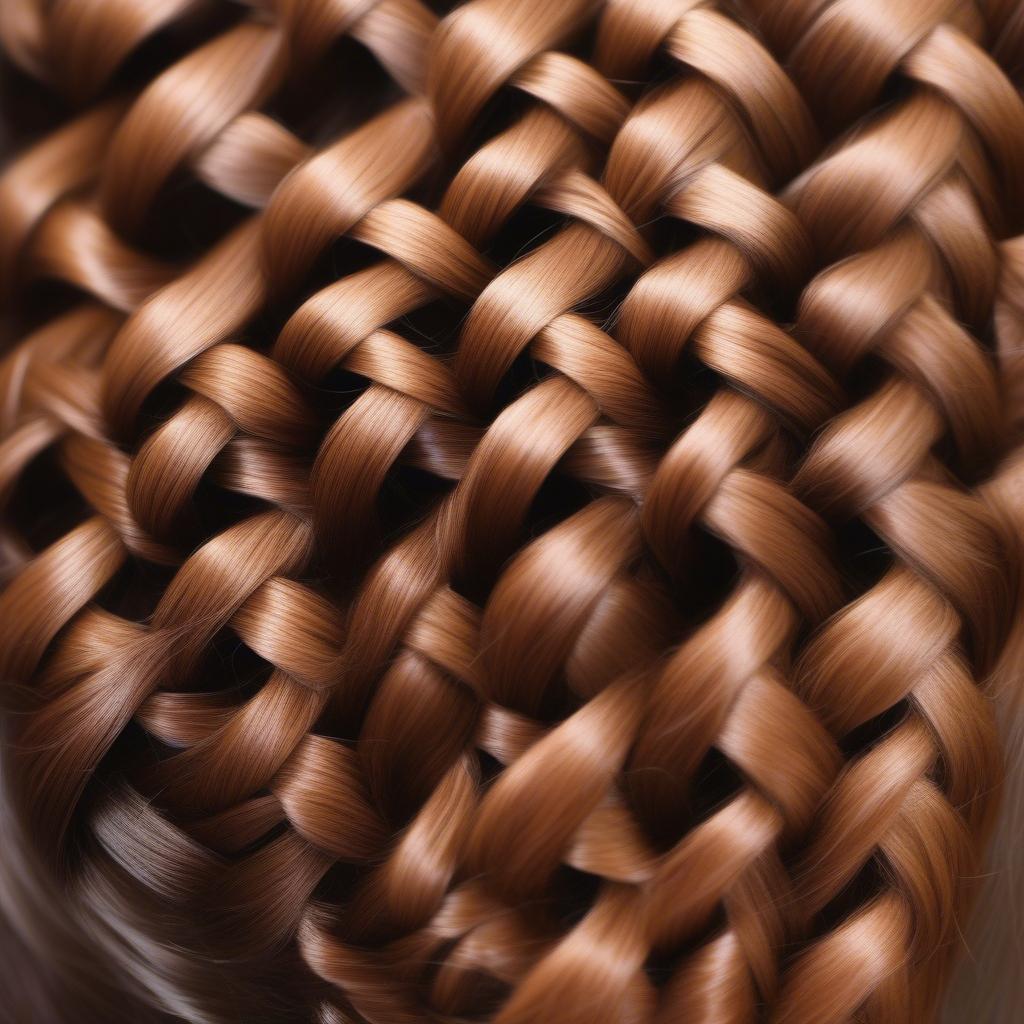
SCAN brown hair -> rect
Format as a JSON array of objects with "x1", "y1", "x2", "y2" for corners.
[{"x1": 1, "y1": 0, "x2": 1022, "y2": 1021}]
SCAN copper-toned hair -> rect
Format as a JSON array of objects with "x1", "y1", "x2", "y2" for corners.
[{"x1": 1, "y1": 1, "x2": 1023, "y2": 1021}]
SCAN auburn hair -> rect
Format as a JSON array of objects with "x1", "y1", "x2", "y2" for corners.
[{"x1": 1, "y1": 0, "x2": 1023, "y2": 1021}]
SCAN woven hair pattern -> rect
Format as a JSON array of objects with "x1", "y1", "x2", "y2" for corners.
[{"x1": 1, "y1": 1, "x2": 1023, "y2": 1022}]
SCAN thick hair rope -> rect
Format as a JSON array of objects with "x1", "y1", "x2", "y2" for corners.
[{"x1": 1, "y1": 1, "x2": 1022, "y2": 1022}]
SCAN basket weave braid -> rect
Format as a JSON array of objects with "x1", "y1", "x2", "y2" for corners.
[{"x1": 0, "y1": 1, "x2": 1022, "y2": 1022}]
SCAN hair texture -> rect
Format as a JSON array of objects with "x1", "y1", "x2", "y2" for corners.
[{"x1": 1, "y1": 1, "x2": 1023, "y2": 1022}]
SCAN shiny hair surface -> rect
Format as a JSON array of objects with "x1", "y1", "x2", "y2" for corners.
[{"x1": 1, "y1": 1, "x2": 1023, "y2": 1022}]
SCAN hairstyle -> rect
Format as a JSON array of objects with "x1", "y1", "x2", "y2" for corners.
[{"x1": 1, "y1": 1, "x2": 1022, "y2": 1021}]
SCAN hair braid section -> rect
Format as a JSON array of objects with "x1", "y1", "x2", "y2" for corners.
[
  {"x1": 1, "y1": 0, "x2": 1023, "y2": 1021},
  {"x1": 284, "y1": 4, "x2": 854, "y2": 1020},
  {"x1": 738, "y1": 4, "x2": 1024, "y2": 1021}
]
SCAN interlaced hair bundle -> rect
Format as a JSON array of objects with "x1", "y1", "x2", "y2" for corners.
[{"x1": 1, "y1": 1, "x2": 1023, "y2": 1022}]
